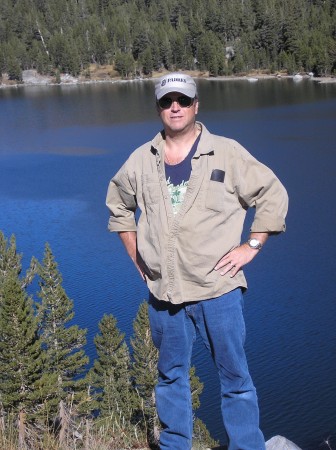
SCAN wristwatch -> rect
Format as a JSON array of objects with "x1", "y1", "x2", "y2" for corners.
[{"x1": 247, "y1": 238, "x2": 263, "y2": 250}]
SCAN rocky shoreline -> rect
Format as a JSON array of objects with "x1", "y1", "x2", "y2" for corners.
[{"x1": 0, "y1": 69, "x2": 335, "y2": 90}]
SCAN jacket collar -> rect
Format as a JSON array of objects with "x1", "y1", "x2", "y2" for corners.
[{"x1": 150, "y1": 122, "x2": 215, "y2": 160}]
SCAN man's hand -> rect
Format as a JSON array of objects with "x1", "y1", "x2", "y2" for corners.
[
  {"x1": 118, "y1": 231, "x2": 147, "y2": 281},
  {"x1": 214, "y1": 232, "x2": 269, "y2": 277}
]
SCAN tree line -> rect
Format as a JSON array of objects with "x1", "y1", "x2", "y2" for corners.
[
  {"x1": 0, "y1": 0, "x2": 335, "y2": 82},
  {"x1": 0, "y1": 231, "x2": 217, "y2": 449}
]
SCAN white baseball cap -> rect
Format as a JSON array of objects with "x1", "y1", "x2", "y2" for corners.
[{"x1": 155, "y1": 72, "x2": 197, "y2": 100}]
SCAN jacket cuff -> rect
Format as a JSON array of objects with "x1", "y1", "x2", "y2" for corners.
[
  {"x1": 250, "y1": 215, "x2": 286, "y2": 233},
  {"x1": 107, "y1": 217, "x2": 137, "y2": 233}
]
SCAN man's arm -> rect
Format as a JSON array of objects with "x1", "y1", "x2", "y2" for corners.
[
  {"x1": 118, "y1": 231, "x2": 146, "y2": 281},
  {"x1": 213, "y1": 142, "x2": 288, "y2": 278},
  {"x1": 214, "y1": 232, "x2": 269, "y2": 278}
]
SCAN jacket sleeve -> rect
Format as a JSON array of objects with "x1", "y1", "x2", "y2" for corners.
[
  {"x1": 106, "y1": 163, "x2": 138, "y2": 233},
  {"x1": 234, "y1": 143, "x2": 288, "y2": 233}
]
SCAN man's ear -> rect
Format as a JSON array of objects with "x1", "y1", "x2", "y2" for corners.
[{"x1": 195, "y1": 98, "x2": 199, "y2": 115}]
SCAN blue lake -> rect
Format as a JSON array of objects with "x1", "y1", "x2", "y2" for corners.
[{"x1": 0, "y1": 78, "x2": 336, "y2": 449}]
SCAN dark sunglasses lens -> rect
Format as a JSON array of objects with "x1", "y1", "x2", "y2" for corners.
[
  {"x1": 178, "y1": 96, "x2": 193, "y2": 107},
  {"x1": 158, "y1": 97, "x2": 173, "y2": 109}
]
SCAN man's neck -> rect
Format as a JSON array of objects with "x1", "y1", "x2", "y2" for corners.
[{"x1": 164, "y1": 122, "x2": 200, "y2": 154}]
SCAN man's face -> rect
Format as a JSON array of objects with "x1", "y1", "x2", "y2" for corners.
[{"x1": 157, "y1": 92, "x2": 199, "y2": 135}]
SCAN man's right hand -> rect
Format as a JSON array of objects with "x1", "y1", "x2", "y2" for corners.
[{"x1": 118, "y1": 231, "x2": 146, "y2": 281}]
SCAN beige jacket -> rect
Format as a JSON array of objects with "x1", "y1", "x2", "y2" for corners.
[{"x1": 106, "y1": 123, "x2": 288, "y2": 304}]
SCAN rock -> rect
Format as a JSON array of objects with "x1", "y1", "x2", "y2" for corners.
[
  {"x1": 60, "y1": 73, "x2": 78, "y2": 84},
  {"x1": 293, "y1": 74, "x2": 303, "y2": 82},
  {"x1": 22, "y1": 69, "x2": 52, "y2": 85},
  {"x1": 266, "y1": 435, "x2": 302, "y2": 450}
]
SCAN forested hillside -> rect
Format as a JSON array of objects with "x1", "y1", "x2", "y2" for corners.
[{"x1": 0, "y1": 0, "x2": 335, "y2": 81}]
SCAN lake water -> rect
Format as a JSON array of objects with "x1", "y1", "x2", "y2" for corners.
[{"x1": 0, "y1": 78, "x2": 336, "y2": 449}]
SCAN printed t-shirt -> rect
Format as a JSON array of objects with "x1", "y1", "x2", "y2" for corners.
[{"x1": 165, "y1": 134, "x2": 201, "y2": 214}]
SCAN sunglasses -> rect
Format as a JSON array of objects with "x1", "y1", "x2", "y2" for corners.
[{"x1": 157, "y1": 95, "x2": 195, "y2": 110}]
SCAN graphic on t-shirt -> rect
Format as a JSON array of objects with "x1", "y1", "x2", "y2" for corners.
[
  {"x1": 166, "y1": 177, "x2": 188, "y2": 214},
  {"x1": 164, "y1": 133, "x2": 201, "y2": 214}
]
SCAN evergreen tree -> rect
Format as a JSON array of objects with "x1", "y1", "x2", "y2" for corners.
[
  {"x1": 0, "y1": 232, "x2": 22, "y2": 285},
  {"x1": 114, "y1": 51, "x2": 135, "y2": 78},
  {"x1": 197, "y1": 31, "x2": 225, "y2": 75},
  {"x1": 131, "y1": 301, "x2": 159, "y2": 445},
  {"x1": 48, "y1": 33, "x2": 81, "y2": 75},
  {"x1": 156, "y1": 27, "x2": 173, "y2": 70},
  {"x1": 132, "y1": 28, "x2": 151, "y2": 61},
  {"x1": 6, "y1": 56, "x2": 23, "y2": 82},
  {"x1": 0, "y1": 232, "x2": 36, "y2": 295},
  {"x1": 193, "y1": 417, "x2": 219, "y2": 449},
  {"x1": 0, "y1": 274, "x2": 43, "y2": 447},
  {"x1": 140, "y1": 47, "x2": 154, "y2": 75},
  {"x1": 89, "y1": 314, "x2": 136, "y2": 421},
  {"x1": 35, "y1": 244, "x2": 88, "y2": 431}
]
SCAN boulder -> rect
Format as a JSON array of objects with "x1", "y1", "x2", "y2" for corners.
[
  {"x1": 22, "y1": 70, "x2": 52, "y2": 85},
  {"x1": 266, "y1": 435, "x2": 302, "y2": 450}
]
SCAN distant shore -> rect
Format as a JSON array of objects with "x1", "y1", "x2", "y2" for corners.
[{"x1": 1, "y1": 68, "x2": 335, "y2": 90}]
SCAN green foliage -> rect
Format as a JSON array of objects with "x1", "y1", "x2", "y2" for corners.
[
  {"x1": 190, "y1": 365, "x2": 203, "y2": 411},
  {"x1": 0, "y1": 0, "x2": 335, "y2": 78},
  {"x1": 131, "y1": 302, "x2": 158, "y2": 404},
  {"x1": 89, "y1": 314, "x2": 136, "y2": 420},
  {"x1": 0, "y1": 273, "x2": 43, "y2": 446},
  {"x1": 7, "y1": 57, "x2": 23, "y2": 82},
  {"x1": 48, "y1": 33, "x2": 82, "y2": 75},
  {"x1": 35, "y1": 243, "x2": 88, "y2": 422},
  {"x1": 0, "y1": 234, "x2": 218, "y2": 448},
  {"x1": 37, "y1": 244, "x2": 88, "y2": 375},
  {"x1": 114, "y1": 51, "x2": 135, "y2": 78},
  {"x1": 193, "y1": 417, "x2": 219, "y2": 449},
  {"x1": 131, "y1": 301, "x2": 160, "y2": 446},
  {"x1": 0, "y1": 275, "x2": 41, "y2": 408},
  {"x1": 0, "y1": 232, "x2": 36, "y2": 297},
  {"x1": 0, "y1": 232, "x2": 22, "y2": 285}
]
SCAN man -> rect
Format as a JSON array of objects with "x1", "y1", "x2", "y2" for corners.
[{"x1": 106, "y1": 72, "x2": 288, "y2": 450}]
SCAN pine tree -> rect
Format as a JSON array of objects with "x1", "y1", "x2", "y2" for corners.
[
  {"x1": 0, "y1": 232, "x2": 22, "y2": 286},
  {"x1": 131, "y1": 301, "x2": 160, "y2": 446},
  {"x1": 140, "y1": 47, "x2": 154, "y2": 75},
  {"x1": 48, "y1": 33, "x2": 81, "y2": 75},
  {"x1": 156, "y1": 27, "x2": 173, "y2": 70},
  {"x1": 193, "y1": 417, "x2": 219, "y2": 449},
  {"x1": 0, "y1": 274, "x2": 43, "y2": 447},
  {"x1": 89, "y1": 314, "x2": 136, "y2": 421},
  {"x1": 0, "y1": 232, "x2": 36, "y2": 296},
  {"x1": 114, "y1": 51, "x2": 135, "y2": 78},
  {"x1": 35, "y1": 243, "x2": 88, "y2": 434}
]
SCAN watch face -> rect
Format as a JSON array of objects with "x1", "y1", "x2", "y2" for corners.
[{"x1": 249, "y1": 238, "x2": 261, "y2": 249}]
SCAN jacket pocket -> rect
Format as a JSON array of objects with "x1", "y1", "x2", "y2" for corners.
[
  {"x1": 205, "y1": 180, "x2": 236, "y2": 212},
  {"x1": 142, "y1": 174, "x2": 160, "y2": 205}
]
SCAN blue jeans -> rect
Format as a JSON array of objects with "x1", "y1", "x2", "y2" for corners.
[{"x1": 148, "y1": 288, "x2": 265, "y2": 450}]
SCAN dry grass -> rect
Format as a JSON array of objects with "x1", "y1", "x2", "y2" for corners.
[
  {"x1": 0, "y1": 413, "x2": 149, "y2": 450},
  {"x1": 83, "y1": 64, "x2": 120, "y2": 81}
]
